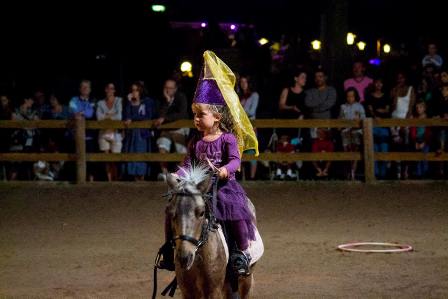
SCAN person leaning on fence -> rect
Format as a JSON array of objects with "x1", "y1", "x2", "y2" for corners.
[
  {"x1": 122, "y1": 81, "x2": 157, "y2": 181},
  {"x1": 365, "y1": 77, "x2": 391, "y2": 179},
  {"x1": 390, "y1": 72, "x2": 416, "y2": 180},
  {"x1": 69, "y1": 80, "x2": 97, "y2": 182},
  {"x1": 410, "y1": 101, "x2": 432, "y2": 178},
  {"x1": 96, "y1": 83, "x2": 123, "y2": 181},
  {"x1": 154, "y1": 79, "x2": 189, "y2": 181}
]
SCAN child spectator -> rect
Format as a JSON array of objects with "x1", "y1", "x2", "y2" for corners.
[
  {"x1": 311, "y1": 128, "x2": 334, "y2": 178},
  {"x1": 274, "y1": 134, "x2": 297, "y2": 180},
  {"x1": 339, "y1": 87, "x2": 366, "y2": 180},
  {"x1": 410, "y1": 101, "x2": 431, "y2": 178}
]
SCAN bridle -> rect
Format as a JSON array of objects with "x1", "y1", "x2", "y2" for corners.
[{"x1": 166, "y1": 187, "x2": 217, "y2": 252}]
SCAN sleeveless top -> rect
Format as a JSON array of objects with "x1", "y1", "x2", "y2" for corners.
[
  {"x1": 280, "y1": 88, "x2": 306, "y2": 118},
  {"x1": 392, "y1": 86, "x2": 412, "y2": 119}
]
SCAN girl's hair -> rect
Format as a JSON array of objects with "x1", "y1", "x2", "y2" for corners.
[{"x1": 345, "y1": 87, "x2": 360, "y2": 102}]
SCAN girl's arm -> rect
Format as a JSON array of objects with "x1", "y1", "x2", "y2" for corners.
[{"x1": 221, "y1": 134, "x2": 241, "y2": 175}]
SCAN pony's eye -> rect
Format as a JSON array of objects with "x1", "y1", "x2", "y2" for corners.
[{"x1": 197, "y1": 210, "x2": 205, "y2": 218}]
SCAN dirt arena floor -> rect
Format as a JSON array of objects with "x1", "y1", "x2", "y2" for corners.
[{"x1": 1, "y1": 181, "x2": 448, "y2": 298}]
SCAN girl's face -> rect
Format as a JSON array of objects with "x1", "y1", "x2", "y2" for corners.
[
  {"x1": 294, "y1": 73, "x2": 307, "y2": 87},
  {"x1": 192, "y1": 103, "x2": 221, "y2": 132},
  {"x1": 346, "y1": 91, "x2": 356, "y2": 104},
  {"x1": 374, "y1": 79, "x2": 383, "y2": 91},
  {"x1": 416, "y1": 103, "x2": 426, "y2": 116}
]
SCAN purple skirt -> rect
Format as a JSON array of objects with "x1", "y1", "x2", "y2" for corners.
[{"x1": 215, "y1": 179, "x2": 255, "y2": 241}]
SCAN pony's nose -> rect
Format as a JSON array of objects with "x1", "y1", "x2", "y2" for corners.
[{"x1": 178, "y1": 251, "x2": 194, "y2": 269}]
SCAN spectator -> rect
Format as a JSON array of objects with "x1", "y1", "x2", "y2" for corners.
[
  {"x1": 436, "y1": 84, "x2": 448, "y2": 177},
  {"x1": 422, "y1": 43, "x2": 443, "y2": 69},
  {"x1": 410, "y1": 101, "x2": 431, "y2": 178},
  {"x1": 305, "y1": 69, "x2": 337, "y2": 120},
  {"x1": 10, "y1": 96, "x2": 39, "y2": 180},
  {"x1": 69, "y1": 80, "x2": 97, "y2": 181},
  {"x1": 238, "y1": 75, "x2": 259, "y2": 179},
  {"x1": 274, "y1": 134, "x2": 297, "y2": 180},
  {"x1": 339, "y1": 88, "x2": 366, "y2": 180},
  {"x1": 365, "y1": 78, "x2": 391, "y2": 179},
  {"x1": 96, "y1": 83, "x2": 123, "y2": 181},
  {"x1": 278, "y1": 69, "x2": 307, "y2": 119},
  {"x1": 0, "y1": 95, "x2": 13, "y2": 180},
  {"x1": 311, "y1": 128, "x2": 334, "y2": 178},
  {"x1": 154, "y1": 79, "x2": 189, "y2": 181},
  {"x1": 122, "y1": 82, "x2": 157, "y2": 181},
  {"x1": 343, "y1": 61, "x2": 373, "y2": 103},
  {"x1": 390, "y1": 72, "x2": 416, "y2": 179},
  {"x1": 32, "y1": 89, "x2": 50, "y2": 119},
  {"x1": 305, "y1": 69, "x2": 337, "y2": 140}
]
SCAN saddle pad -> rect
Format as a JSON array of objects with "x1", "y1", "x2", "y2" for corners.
[{"x1": 217, "y1": 224, "x2": 264, "y2": 266}]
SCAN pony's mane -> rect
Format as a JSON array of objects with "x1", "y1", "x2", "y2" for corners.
[{"x1": 177, "y1": 163, "x2": 210, "y2": 187}]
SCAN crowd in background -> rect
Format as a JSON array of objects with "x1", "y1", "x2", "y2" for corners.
[{"x1": 1, "y1": 43, "x2": 447, "y2": 182}]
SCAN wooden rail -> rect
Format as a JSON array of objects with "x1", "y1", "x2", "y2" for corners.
[{"x1": 1, "y1": 118, "x2": 448, "y2": 183}]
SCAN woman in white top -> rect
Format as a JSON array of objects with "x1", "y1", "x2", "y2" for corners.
[
  {"x1": 96, "y1": 83, "x2": 123, "y2": 181},
  {"x1": 390, "y1": 72, "x2": 416, "y2": 179}
]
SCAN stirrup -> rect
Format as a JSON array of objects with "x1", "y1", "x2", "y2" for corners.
[{"x1": 230, "y1": 250, "x2": 251, "y2": 276}]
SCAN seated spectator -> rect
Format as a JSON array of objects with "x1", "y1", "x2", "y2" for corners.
[
  {"x1": 344, "y1": 61, "x2": 373, "y2": 103},
  {"x1": 339, "y1": 88, "x2": 366, "y2": 180},
  {"x1": 312, "y1": 128, "x2": 334, "y2": 178},
  {"x1": 154, "y1": 79, "x2": 189, "y2": 181},
  {"x1": 274, "y1": 134, "x2": 297, "y2": 180},
  {"x1": 96, "y1": 83, "x2": 123, "y2": 181}
]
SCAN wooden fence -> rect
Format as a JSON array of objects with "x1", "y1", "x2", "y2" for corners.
[{"x1": 1, "y1": 118, "x2": 448, "y2": 184}]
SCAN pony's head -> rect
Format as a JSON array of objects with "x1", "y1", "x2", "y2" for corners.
[{"x1": 166, "y1": 164, "x2": 212, "y2": 270}]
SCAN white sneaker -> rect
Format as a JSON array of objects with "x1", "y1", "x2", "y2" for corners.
[{"x1": 286, "y1": 169, "x2": 297, "y2": 179}]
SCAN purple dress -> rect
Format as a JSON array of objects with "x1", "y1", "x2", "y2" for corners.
[{"x1": 178, "y1": 132, "x2": 255, "y2": 241}]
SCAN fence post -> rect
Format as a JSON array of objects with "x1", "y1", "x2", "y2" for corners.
[
  {"x1": 75, "y1": 116, "x2": 86, "y2": 184},
  {"x1": 362, "y1": 118, "x2": 375, "y2": 183}
]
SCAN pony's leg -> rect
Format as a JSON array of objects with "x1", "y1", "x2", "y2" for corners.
[{"x1": 238, "y1": 273, "x2": 253, "y2": 299}]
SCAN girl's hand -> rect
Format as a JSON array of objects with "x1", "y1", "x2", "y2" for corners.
[{"x1": 217, "y1": 167, "x2": 228, "y2": 179}]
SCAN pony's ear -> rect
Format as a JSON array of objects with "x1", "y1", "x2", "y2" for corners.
[
  {"x1": 197, "y1": 174, "x2": 212, "y2": 194},
  {"x1": 166, "y1": 173, "x2": 179, "y2": 190}
]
